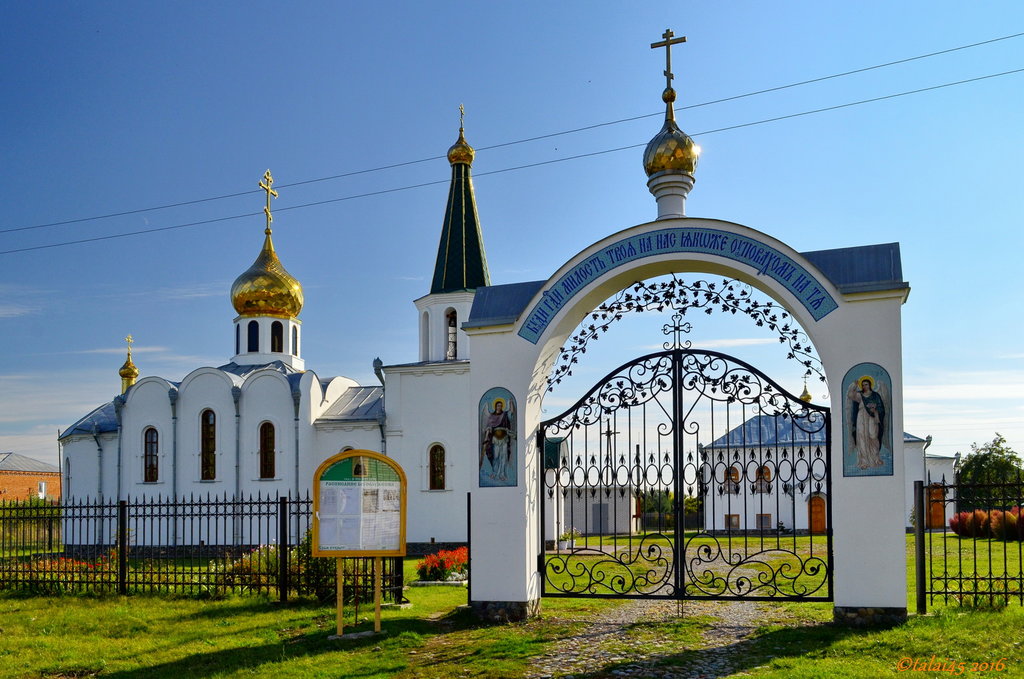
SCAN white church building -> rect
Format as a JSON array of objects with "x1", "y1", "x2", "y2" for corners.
[{"x1": 60, "y1": 126, "x2": 496, "y2": 551}]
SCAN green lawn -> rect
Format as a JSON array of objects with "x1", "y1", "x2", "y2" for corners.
[{"x1": 3, "y1": 536, "x2": 1024, "y2": 678}]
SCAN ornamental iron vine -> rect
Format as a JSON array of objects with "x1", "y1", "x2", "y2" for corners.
[
  {"x1": 539, "y1": 343, "x2": 832, "y2": 601},
  {"x1": 547, "y1": 276, "x2": 825, "y2": 393}
]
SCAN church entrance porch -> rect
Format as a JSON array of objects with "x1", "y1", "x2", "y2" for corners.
[{"x1": 539, "y1": 346, "x2": 832, "y2": 602}]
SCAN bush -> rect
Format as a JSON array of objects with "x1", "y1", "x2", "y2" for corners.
[
  {"x1": 415, "y1": 547, "x2": 468, "y2": 582},
  {"x1": 950, "y1": 506, "x2": 1024, "y2": 542},
  {"x1": 211, "y1": 544, "x2": 282, "y2": 592},
  {"x1": 295, "y1": 529, "x2": 336, "y2": 601}
]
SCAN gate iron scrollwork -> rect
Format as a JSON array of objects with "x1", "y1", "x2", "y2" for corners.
[{"x1": 539, "y1": 348, "x2": 832, "y2": 601}]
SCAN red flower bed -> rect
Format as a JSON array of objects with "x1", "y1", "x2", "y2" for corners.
[{"x1": 415, "y1": 547, "x2": 468, "y2": 581}]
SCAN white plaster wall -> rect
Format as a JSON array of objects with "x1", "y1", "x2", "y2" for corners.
[
  {"x1": 384, "y1": 363, "x2": 475, "y2": 543},
  {"x1": 121, "y1": 378, "x2": 174, "y2": 497},
  {"x1": 815, "y1": 293, "x2": 907, "y2": 610},
  {"x1": 465, "y1": 327, "x2": 539, "y2": 603},
  {"x1": 414, "y1": 291, "x2": 476, "y2": 361},
  {"x1": 176, "y1": 369, "x2": 240, "y2": 496},
  {"x1": 62, "y1": 434, "x2": 114, "y2": 500},
  {"x1": 239, "y1": 371, "x2": 293, "y2": 496}
]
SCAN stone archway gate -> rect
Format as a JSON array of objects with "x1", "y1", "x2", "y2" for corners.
[{"x1": 539, "y1": 345, "x2": 832, "y2": 601}]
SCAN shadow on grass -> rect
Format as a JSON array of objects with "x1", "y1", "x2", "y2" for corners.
[{"x1": 568, "y1": 619, "x2": 863, "y2": 679}]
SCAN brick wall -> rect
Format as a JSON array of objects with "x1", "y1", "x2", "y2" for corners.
[{"x1": 0, "y1": 471, "x2": 62, "y2": 501}]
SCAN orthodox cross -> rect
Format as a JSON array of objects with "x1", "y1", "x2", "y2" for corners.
[
  {"x1": 259, "y1": 169, "x2": 278, "y2": 234},
  {"x1": 459, "y1": 103, "x2": 465, "y2": 131},
  {"x1": 124, "y1": 334, "x2": 134, "y2": 358},
  {"x1": 650, "y1": 28, "x2": 686, "y2": 91},
  {"x1": 662, "y1": 312, "x2": 693, "y2": 350},
  {"x1": 602, "y1": 419, "x2": 619, "y2": 470}
]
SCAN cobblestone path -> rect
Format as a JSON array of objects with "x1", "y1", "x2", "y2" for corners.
[{"x1": 525, "y1": 598, "x2": 766, "y2": 678}]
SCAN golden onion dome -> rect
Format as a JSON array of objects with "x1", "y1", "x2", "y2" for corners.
[
  {"x1": 118, "y1": 356, "x2": 139, "y2": 380},
  {"x1": 800, "y1": 381, "x2": 813, "y2": 403},
  {"x1": 447, "y1": 127, "x2": 475, "y2": 166},
  {"x1": 643, "y1": 87, "x2": 700, "y2": 177},
  {"x1": 230, "y1": 230, "x2": 304, "y2": 318}
]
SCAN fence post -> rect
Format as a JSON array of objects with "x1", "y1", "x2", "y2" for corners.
[
  {"x1": 278, "y1": 496, "x2": 289, "y2": 603},
  {"x1": 914, "y1": 480, "x2": 926, "y2": 614},
  {"x1": 117, "y1": 500, "x2": 128, "y2": 595}
]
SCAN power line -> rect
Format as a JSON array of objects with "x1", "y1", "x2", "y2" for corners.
[
  {"x1": 3, "y1": 31, "x2": 1021, "y2": 237},
  {"x1": 1, "y1": 65, "x2": 1022, "y2": 257}
]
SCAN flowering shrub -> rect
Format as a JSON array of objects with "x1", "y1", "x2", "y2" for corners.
[
  {"x1": 950, "y1": 507, "x2": 1024, "y2": 542},
  {"x1": 0, "y1": 548, "x2": 117, "y2": 595},
  {"x1": 210, "y1": 544, "x2": 282, "y2": 592},
  {"x1": 416, "y1": 547, "x2": 468, "y2": 582}
]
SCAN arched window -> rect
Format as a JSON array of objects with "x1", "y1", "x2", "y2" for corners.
[
  {"x1": 64, "y1": 458, "x2": 71, "y2": 497},
  {"x1": 247, "y1": 320, "x2": 259, "y2": 353},
  {"x1": 429, "y1": 445, "x2": 446, "y2": 490},
  {"x1": 445, "y1": 309, "x2": 457, "y2": 360},
  {"x1": 727, "y1": 466, "x2": 740, "y2": 483},
  {"x1": 235, "y1": 324, "x2": 240, "y2": 355},
  {"x1": 757, "y1": 466, "x2": 772, "y2": 482},
  {"x1": 292, "y1": 326, "x2": 299, "y2": 356},
  {"x1": 143, "y1": 427, "x2": 159, "y2": 482},
  {"x1": 259, "y1": 422, "x2": 275, "y2": 479},
  {"x1": 271, "y1": 321, "x2": 283, "y2": 353},
  {"x1": 200, "y1": 410, "x2": 216, "y2": 480}
]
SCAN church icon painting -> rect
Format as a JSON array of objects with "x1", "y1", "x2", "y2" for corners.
[{"x1": 479, "y1": 387, "x2": 516, "y2": 487}]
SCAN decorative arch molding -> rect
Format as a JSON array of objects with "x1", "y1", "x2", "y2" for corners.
[
  {"x1": 546, "y1": 275, "x2": 825, "y2": 392},
  {"x1": 518, "y1": 219, "x2": 840, "y2": 347},
  {"x1": 178, "y1": 366, "x2": 242, "y2": 393}
]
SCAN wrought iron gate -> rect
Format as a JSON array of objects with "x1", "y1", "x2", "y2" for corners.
[{"x1": 539, "y1": 348, "x2": 832, "y2": 601}]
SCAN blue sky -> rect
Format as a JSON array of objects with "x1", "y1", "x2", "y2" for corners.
[{"x1": 2, "y1": 2, "x2": 1022, "y2": 466}]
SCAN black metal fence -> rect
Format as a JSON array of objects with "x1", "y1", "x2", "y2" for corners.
[
  {"x1": 0, "y1": 493, "x2": 403, "y2": 603},
  {"x1": 915, "y1": 477, "x2": 1024, "y2": 611}
]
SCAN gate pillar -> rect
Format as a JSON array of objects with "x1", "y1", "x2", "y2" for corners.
[
  {"x1": 463, "y1": 327, "x2": 545, "y2": 621},
  {"x1": 817, "y1": 289, "x2": 910, "y2": 625}
]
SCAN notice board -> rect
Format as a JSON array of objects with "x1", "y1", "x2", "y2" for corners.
[{"x1": 312, "y1": 450, "x2": 407, "y2": 557}]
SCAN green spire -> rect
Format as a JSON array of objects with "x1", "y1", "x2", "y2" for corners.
[{"x1": 430, "y1": 119, "x2": 490, "y2": 294}]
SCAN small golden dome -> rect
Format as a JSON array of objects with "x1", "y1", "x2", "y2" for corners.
[
  {"x1": 119, "y1": 357, "x2": 139, "y2": 380},
  {"x1": 800, "y1": 381, "x2": 813, "y2": 403},
  {"x1": 643, "y1": 87, "x2": 699, "y2": 176},
  {"x1": 447, "y1": 127, "x2": 475, "y2": 166},
  {"x1": 230, "y1": 230, "x2": 304, "y2": 318}
]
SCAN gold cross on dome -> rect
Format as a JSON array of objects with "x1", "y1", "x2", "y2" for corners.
[
  {"x1": 124, "y1": 334, "x2": 134, "y2": 357},
  {"x1": 459, "y1": 103, "x2": 465, "y2": 130},
  {"x1": 259, "y1": 169, "x2": 278, "y2": 234},
  {"x1": 651, "y1": 28, "x2": 686, "y2": 91}
]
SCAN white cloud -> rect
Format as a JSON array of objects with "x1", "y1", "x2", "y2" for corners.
[
  {"x1": 0, "y1": 426, "x2": 63, "y2": 466},
  {"x1": 0, "y1": 304, "x2": 39, "y2": 318},
  {"x1": 75, "y1": 346, "x2": 171, "y2": 355}
]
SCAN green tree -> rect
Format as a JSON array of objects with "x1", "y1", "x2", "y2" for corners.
[
  {"x1": 957, "y1": 434, "x2": 1023, "y2": 511},
  {"x1": 636, "y1": 489, "x2": 673, "y2": 514},
  {"x1": 682, "y1": 495, "x2": 702, "y2": 516}
]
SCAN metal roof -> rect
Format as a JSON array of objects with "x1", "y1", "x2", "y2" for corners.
[
  {"x1": 431, "y1": 161, "x2": 490, "y2": 294},
  {"x1": 706, "y1": 413, "x2": 924, "y2": 449},
  {"x1": 465, "y1": 280, "x2": 545, "y2": 329},
  {"x1": 60, "y1": 401, "x2": 118, "y2": 439},
  {"x1": 317, "y1": 386, "x2": 384, "y2": 422},
  {"x1": 0, "y1": 452, "x2": 60, "y2": 473},
  {"x1": 801, "y1": 242, "x2": 908, "y2": 294},
  {"x1": 707, "y1": 414, "x2": 829, "y2": 448}
]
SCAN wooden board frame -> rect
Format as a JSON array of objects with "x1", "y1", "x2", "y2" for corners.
[{"x1": 312, "y1": 449, "x2": 407, "y2": 558}]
